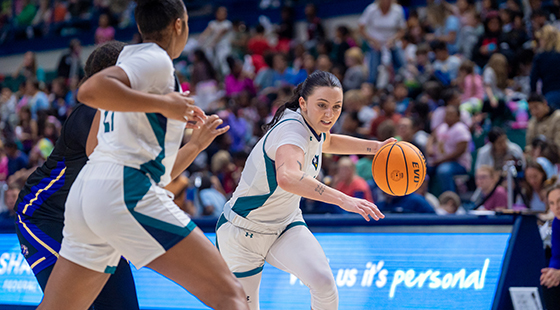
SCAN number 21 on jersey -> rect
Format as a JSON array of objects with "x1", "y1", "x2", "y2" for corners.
[{"x1": 103, "y1": 111, "x2": 114, "y2": 133}]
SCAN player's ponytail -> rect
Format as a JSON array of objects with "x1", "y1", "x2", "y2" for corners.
[{"x1": 264, "y1": 70, "x2": 342, "y2": 131}]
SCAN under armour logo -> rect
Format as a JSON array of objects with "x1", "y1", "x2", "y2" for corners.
[{"x1": 245, "y1": 232, "x2": 253, "y2": 238}]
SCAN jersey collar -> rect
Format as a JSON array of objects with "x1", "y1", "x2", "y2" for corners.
[{"x1": 302, "y1": 116, "x2": 322, "y2": 142}]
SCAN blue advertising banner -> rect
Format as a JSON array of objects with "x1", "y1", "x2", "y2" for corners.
[{"x1": 0, "y1": 232, "x2": 510, "y2": 309}]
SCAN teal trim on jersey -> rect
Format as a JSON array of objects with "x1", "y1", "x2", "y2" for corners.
[
  {"x1": 123, "y1": 167, "x2": 196, "y2": 249},
  {"x1": 279, "y1": 221, "x2": 307, "y2": 237},
  {"x1": 104, "y1": 265, "x2": 117, "y2": 274},
  {"x1": 139, "y1": 113, "x2": 166, "y2": 184},
  {"x1": 234, "y1": 265, "x2": 264, "y2": 278},
  {"x1": 216, "y1": 214, "x2": 228, "y2": 231},
  {"x1": 215, "y1": 214, "x2": 228, "y2": 250},
  {"x1": 231, "y1": 118, "x2": 303, "y2": 218}
]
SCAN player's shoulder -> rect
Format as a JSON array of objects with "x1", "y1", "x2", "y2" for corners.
[{"x1": 118, "y1": 43, "x2": 172, "y2": 67}]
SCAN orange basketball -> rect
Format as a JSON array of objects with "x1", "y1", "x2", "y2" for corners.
[{"x1": 372, "y1": 141, "x2": 427, "y2": 196}]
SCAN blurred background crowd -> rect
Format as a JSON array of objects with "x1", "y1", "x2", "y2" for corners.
[{"x1": 0, "y1": 0, "x2": 559, "y2": 227}]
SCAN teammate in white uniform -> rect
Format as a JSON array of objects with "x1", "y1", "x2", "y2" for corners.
[
  {"x1": 216, "y1": 71, "x2": 393, "y2": 310},
  {"x1": 38, "y1": 1, "x2": 248, "y2": 310}
]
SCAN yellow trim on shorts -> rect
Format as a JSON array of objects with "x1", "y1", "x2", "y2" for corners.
[
  {"x1": 30, "y1": 257, "x2": 46, "y2": 269},
  {"x1": 17, "y1": 215, "x2": 59, "y2": 258},
  {"x1": 22, "y1": 167, "x2": 67, "y2": 214}
]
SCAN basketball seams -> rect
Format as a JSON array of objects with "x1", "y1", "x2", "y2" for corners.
[
  {"x1": 384, "y1": 143, "x2": 397, "y2": 195},
  {"x1": 397, "y1": 144, "x2": 409, "y2": 196},
  {"x1": 372, "y1": 143, "x2": 392, "y2": 193},
  {"x1": 403, "y1": 142, "x2": 426, "y2": 188}
]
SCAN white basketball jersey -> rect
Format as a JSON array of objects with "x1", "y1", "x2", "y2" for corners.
[
  {"x1": 88, "y1": 43, "x2": 186, "y2": 187},
  {"x1": 223, "y1": 109, "x2": 323, "y2": 233}
]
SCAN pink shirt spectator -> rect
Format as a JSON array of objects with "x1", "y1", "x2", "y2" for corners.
[
  {"x1": 225, "y1": 75, "x2": 256, "y2": 97},
  {"x1": 460, "y1": 74, "x2": 484, "y2": 102},
  {"x1": 95, "y1": 26, "x2": 115, "y2": 45},
  {"x1": 434, "y1": 122, "x2": 472, "y2": 171},
  {"x1": 335, "y1": 177, "x2": 373, "y2": 202},
  {"x1": 431, "y1": 106, "x2": 472, "y2": 131},
  {"x1": 0, "y1": 156, "x2": 8, "y2": 182},
  {"x1": 482, "y1": 186, "x2": 507, "y2": 210}
]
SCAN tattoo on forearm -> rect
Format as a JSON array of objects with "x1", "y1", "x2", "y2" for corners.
[
  {"x1": 278, "y1": 162, "x2": 285, "y2": 170},
  {"x1": 315, "y1": 184, "x2": 325, "y2": 195},
  {"x1": 299, "y1": 173, "x2": 307, "y2": 181},
  {"x1": 297, "y1": 160, "x2": 302, "y2": 170},
  {"x1": 367, "y1": 147, "x2": 372, "y2": 153}
]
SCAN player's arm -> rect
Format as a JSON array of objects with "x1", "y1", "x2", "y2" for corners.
[
  {"x1": 275, "y1": 144, "x2": 384, "y2": 221},
  {"x1": 170, "y1": 115, "x2": 230, "y2": 180},
  {"x1": 85, "y1": 110, "x2": 101, "y2": 157},
  {"x1": 322, "y1": 132, "x2": 396, "y2": 155},
  {"x1": 77, "y1": 66, "x2": 206, "y2": 125}
]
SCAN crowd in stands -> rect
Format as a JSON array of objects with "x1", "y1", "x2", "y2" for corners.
[{"x1": 1, "y1": 0, "x2": 560, "y2": 226}]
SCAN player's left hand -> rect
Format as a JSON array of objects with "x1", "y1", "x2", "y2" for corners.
[
  {"x1": 375, "y1": 138, "x2": 397, "y2": 153},
  {"x1": 189, "y1": 114, "x2": 230, "y2": 151},
  {"x1": 541, "y1": 268, "x2": 560, "y2": 288}
]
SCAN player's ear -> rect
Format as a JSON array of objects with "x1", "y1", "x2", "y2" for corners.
[
  {"x1": 174, "y1": 18, "x2": 182, "y2": 35},
  {"x1": 299, "y1": 96, "x2": 307, "y2": 112}
]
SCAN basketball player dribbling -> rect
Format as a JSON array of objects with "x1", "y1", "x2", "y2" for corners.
[
  {"x1": 216, "y1": 71, "x2": 394, "y2": 310},
  {"x1": 38, "y1": 1, "x2": 248, "y2": 309}
]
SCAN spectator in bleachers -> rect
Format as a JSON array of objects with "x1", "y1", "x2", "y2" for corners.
[
  {"x1": 94, "y1": 13, "x2": 114, "y2": 45},
  {"x1": 0, "y1": 182, "x2": 21, "y2": 231},
  {"x1": 334, "y1": 157, "x2": 373, "y2": 203},
  {"x1": 427, "y1": 105, "x2": 472, "y2": 195},
  {"x1": 230, "y1": 21, "x2": 249, "y2": 60},
  {"x1": 425, "y1": 0, "x2": 461, "y2": 54},
  {"x1": 15, "y1": 106, "x2": 37, "y2": 154},
  {"x1": 359, "y1": 0, "x2": 406, "y2": 85},
  {"x1": 56, "y1": 39, "x2": 84, "y2": 84},
  {"x1": 5, "y1": 141, "x2": 28, "y2": 177},
  {"x1": 225, "y1": 56, "x2": 256, "y2": 97},
  {"x1": 475, "y1": 127, "x2": 525, "y2": 171},
  {"x1": 343, "y1": 47, "x2": 366, "y2": 91},
  {"x1": 512, "y1": 48, "x2": 534, "y2": 97},
  {"x1": 271, "y1": 53, "x2": 298, "y2": 87},
  {"x1": 526, "y1": 93, "x2": 560, "y2": 152},
  {"x1": 12, "y1": 51, "x2": 45, "y2": 83},
  {"x1": 0, "y1": 86, "x2": 18, "y2": 128},
  {"x1": 394, "y1": 82, "x2": 411, "y2": 114},
  {"x1": 247, "y1": 24, "x2": 271, "y2": 56},
  {"x1": 15, "y1": 0, "x2": 37, "y2": 27},
  {"x1": 31, "y1": 0, "x2": 52, "y2": 37},
  {"x1": 52, "y1": 0, "x2": 67, "y2": 23},
  {"x1": 0, "y1": 142, "x2": 8, "y2": 183},
  {"x1": 456, "y1": 10, "x2": 482, "y2": 59},
  {"x1": 49, "y1": 77, "x2": 70, "y2": 121},
  {"x1": 186, "y1": 174, "x2": 226, "y2": 217},
  {"x1": 432, "y1": 40, "x2": 461, "y2": 84},
  {"x1": 530, "y1": 136, "x2": 560, "y2": 179},
  {"x1": 457, "y1": 59, "x2": 484, "y2": 112},
  {"x1": 304, "y1": 3, "x2": 325, "y2": 50},
  {"x1": 199, "y1": 6, "x2": 233, "y2": 75},
  {"x1": 397, "y1": 116, "x2": 429, "y2": 154},
  {"x1": 436, "y1": 191, "x2": 466, "y2": 215},
  {"x1": 523, "y1": 160, "x2": 548, "y2": 211},
  {"x1": 378, "y1": 191, "x2": 436, "y2": 213},
  {"x1": 474, "y1": 165, "x2": 508, "y2": 211},
  {"x1": 431, "y1": 87, "x2": 472, "y2": 131},
  {"x1": 275, "y1": 7, "x2": 294, "y2": 53},
  {"x1": 18, "y1": 78, "x2": 49, "y2": 120},
  {"x1": 531, "y1": 25, "x2": 560, "y2": 110},
  {"x1": 417, "y1": 175, "x2": 439, "y2": 210},
  {"x1": 403, "y1": 44, "x2": 433, "y2": 90},
  {"x1": 370, "y1": 93, "x2": 400, "y2": 138},
  {"x1": 482, "y1": 53, "x2": 511, "y2": 125},
  {"x1": 472, "y1": 11, "x2": 508, "y2": 69},
  {"x1": 254, "y1": 52, "x2": 276, "y2": 90},
  {"x1": 332, "y1": 25, "x2": 356, "y2": 68},
  {"x1": 400, "y1": 33, "x2": 417, "y2": 65}
]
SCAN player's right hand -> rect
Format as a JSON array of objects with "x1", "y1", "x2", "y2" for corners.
[
  {"x1": 340, "y1": 196, "x2": 385, "y2": 222},
  {"x1": 163, "y1": 92, "x2": 207, "y2": 127}
]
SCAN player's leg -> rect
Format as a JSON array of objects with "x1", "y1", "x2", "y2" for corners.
[
  {"x1": 216, "y1": 218, "x2": 271, "y2": 310},
  {"x1": 38, "y1": 257, "x2": 111, "y2": 310},
  {"x1": 146, "y1": 227, "x2": 248, "y2": 310},
  {"x1": 38, "y1": 164, "x2": 122, "y2": 310},
  {"x1": 92, "y1": 257, "x2": 139, "y2": 310},
  {"x1": 266, "y1": 224, "x2": 338, "y2": 310}
]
